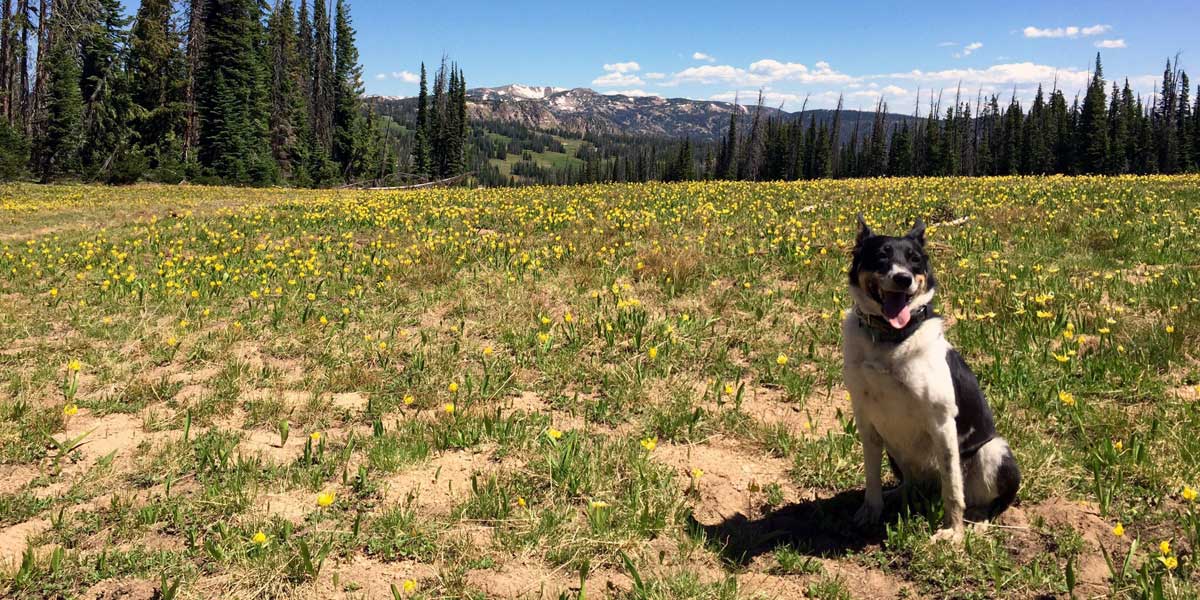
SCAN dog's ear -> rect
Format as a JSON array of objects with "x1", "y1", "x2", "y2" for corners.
[
  {"x1": 855, "y1": 214, "x2": 873, "y2": 248},
  {"x1": 907, "y1": 218, "x2": 926, "y2": 246}
]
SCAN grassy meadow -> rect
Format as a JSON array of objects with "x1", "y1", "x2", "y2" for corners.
[{"x1": 0, "y1": 176, "x2": 1198, "y2": 599}]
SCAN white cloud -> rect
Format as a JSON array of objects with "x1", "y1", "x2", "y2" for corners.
[
  {"x1": 592, "y1": 71, "x2": 645, "y2": 87},
  {"x1": 1023, "y1": 24, "x2": 1111, "y2": 39},
  {"x1": 692, "y1": 52, "x2": 716, "y2": 62},
  {"x1": 1095, "y1": 38, "x2": 1126, "y2": 49},
  {"x1": 645, "y1": 72, "x2": 666, "y2": 80},
  {"x1": 606, "y1": 89, "x2": 662, "y2": 97},
  {"x1": 885, "y1": 62, "x2": 1092, "y2": 90},
  {"x1": 938, "y1": 41, "x2": 958, "y2": 47},
  {"x1": 664, "y1": 59, "x2": 854, "y2": 87},
  {"x1": 709, "y1": 90, "x2": 811, "y2": 109},
  {"x1": 374, "y1": 71, "x2": 419, "y2": 83},
  {"x1": 954, "y1": 42, "x2": 983, "y2": 58},
  {"x1": 602, "y1": 61, "x2": 641, "y2": 73}
]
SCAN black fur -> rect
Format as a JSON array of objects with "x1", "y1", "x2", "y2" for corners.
[{"x1": 947, "y1": 349, "x2": 996, "y2": 461}]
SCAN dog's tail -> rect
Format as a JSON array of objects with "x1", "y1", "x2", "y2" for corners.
[{"x1": 987, "y1": 438, "x2": 1021, "y2": 519}]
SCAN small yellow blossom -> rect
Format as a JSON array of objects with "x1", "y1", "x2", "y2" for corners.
[
  {"x1": 310, "y1": 432, "x2": 322, "y2": 442},
  {"x1": 647, "y1": 346, "x2": 658, "y2": 360},
  {"x1": 547, "y1": 427, "x2": 563, "y2": 440},
  {"x1": 63, "y1": 404, "x2": 79, "y2": 417},
  {"x1": 448, "y1": 382, "x2": 459, "y2": 393},
  {"x1": 68, "y1": 359, "x2": 81, "y2": 372},
  {"x1": 403, "y1": 394, "x2": 415, "y2": 405},
  {"x1": 444, "y1": 402, "x2": 456, "y2": 414},
  {"x1": 1112, "y1": 522, "x2": 1125, "y2": 537},
  {"x1": 691, "y1": 468, "x2": 704, "y2": 480},
  {"x1": 1160, "y1": 540, "x2": 1171, "y2": 555},
  {"x1": 1058, "y1": 391, "x2": 1076, "y2": 406},
  {"x1": 1183, "y1": 486, "x2": 1197, "y2": 503},
  {"x1": 1158, "y1": 555, "x2": 1178, "y2": 570},
  {"x1": 517, "y1": 497, "x2": 527, "y2": 508},
  {"x1": 316, "y1": 491, "x2": 335, "y2": 507},
  {"x1": 640, "y1": 436, "x2": 658, "y2": 452},
  {"x1": 776, "y1": 353, "x2": 788, "y2": 366},
  {"x1": 252, "y1": 531, "x2": 268, "y2": 545},
  {"x1": 482, "y1": 346, "x2": 493, "y2": 357},
  {"x1": 402, "y1": 580, "x2": 417, "y2": 594}
]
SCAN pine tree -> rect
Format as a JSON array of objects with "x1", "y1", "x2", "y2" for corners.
[
  {"x1": 1022, "y1": 85, "x2": 1049, "y2": 174},
  {"x1": 1178, "y1": 72, "x2": 1192, "y2": 170},
  {"x1": 35, "y1": 35, "x2": 82, "y2": 181},
  {"x1": 411, "y1": 62, "x2": 430, "y2": 177},
  {"x1": 330, "y1": 0, "x2": 362, "y2": 178},
  {"x1": 1105, "y1": 82, "x2": 1127, "y2": 174},
  {"x1": 1077, "y1": 54, "x2": 1108, "y2": 174},
  {"x1": 196, "y1": 0, "x2": 276, "y2": 184},
  {"x1": 310, "y1": 0, "x2": 332, "y2": 150},
  {"x1": 77, "y1": 0, "x2": 135, "y2": 180},
  {"x1": 129, "y1": 0, "x2": 187, "y2": 174},
  {"x1": 267, "y1": 0, "x2": 310, "y2": 181}
]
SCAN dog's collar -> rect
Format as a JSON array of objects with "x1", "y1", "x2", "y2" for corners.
[{"x1": 854, "y1": 303, "x2": 935, "y2": 344}]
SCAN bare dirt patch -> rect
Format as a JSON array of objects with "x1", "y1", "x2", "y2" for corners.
[
  {"x1": 654, "y1": 435, "x2": 804, "y2": 526},
  {"x1": 79, "y1": 578, "x2": 158, "y2": 600},
  {"x1": 0, "y1": 518, "x2": 50, "y2": 569},
  {"x1": 381, "y1": 447, "x2": 499, "y2": 515},
  {"x1": 1016, "y1": 497, "x2": 1119, "y2": 595}
]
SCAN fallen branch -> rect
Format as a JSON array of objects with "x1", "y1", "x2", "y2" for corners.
[
  {"x1": 930, "y1": 215, "x2": 971, "y2": 228},
  {"x1": 364, "y1": 173, "x2": 473, "y2": 190}
]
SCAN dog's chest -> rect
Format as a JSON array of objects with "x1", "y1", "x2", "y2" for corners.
[{"x1": 843, "y1": 317, "x2": 957, "y2": 464}]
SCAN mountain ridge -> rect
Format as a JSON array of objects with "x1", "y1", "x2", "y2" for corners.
[{"x1": 367, "y1": 83, "x2": 915, "y2": 141}]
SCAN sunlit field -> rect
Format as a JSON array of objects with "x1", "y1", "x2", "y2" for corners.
[{"x1": 1, "y1": 176, "x2": 1198, "y2": 599}]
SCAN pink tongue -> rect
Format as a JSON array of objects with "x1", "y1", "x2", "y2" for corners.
[
  {"x1": 881, "y1": 293, "x2": 911, "y2": 329},
  {"x1": 886, "y1": 305, "x2": 911, "y2": 329}
]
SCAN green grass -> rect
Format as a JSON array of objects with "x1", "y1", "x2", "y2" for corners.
[{"x1": 0, "y1": 176, "x2": 1197, "y2": 598}]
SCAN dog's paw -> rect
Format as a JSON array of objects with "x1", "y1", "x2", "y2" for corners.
[
  {"x1": 930, "y1": 527, "x2": 964, "y2": 544},
  {"x1": 854, "y1": 501, "x2": 882, "y2": 526}
]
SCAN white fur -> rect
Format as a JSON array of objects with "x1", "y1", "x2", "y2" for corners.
[{"x1": 843, "y1": 305, "x2": 966, "y2": 538}]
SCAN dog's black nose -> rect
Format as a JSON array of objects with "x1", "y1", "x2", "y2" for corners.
[{"x1": 892, "y1": 272, "x2": 913, "y2": 289}]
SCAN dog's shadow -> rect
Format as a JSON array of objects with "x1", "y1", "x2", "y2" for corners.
[{"x1": 692, "y1": 488, "x2": 908, "y2": 565}]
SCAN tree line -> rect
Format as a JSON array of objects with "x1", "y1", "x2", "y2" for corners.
[
  {"x1": 0, "y1": 0, "x2": 468, "y2": 186},
  {"x1": 729, "y1": 54, "x2": 1199, "y2": 180},
  {"x1": 471, "y1": 53, "x2": 1199, "y2": 186}
]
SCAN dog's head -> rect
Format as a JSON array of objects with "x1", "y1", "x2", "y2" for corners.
[{"x1": 849, "y1": 215, "x2": 936, "y2": 330}]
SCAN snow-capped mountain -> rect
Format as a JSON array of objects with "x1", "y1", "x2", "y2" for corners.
[{"x1": 366, "y1": 84, "x2": 908, "y2": 141}]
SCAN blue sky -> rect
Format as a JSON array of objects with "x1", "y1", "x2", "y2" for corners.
[{"x1": 135, "y1": 1, "x2": 1198, "y2": 110}]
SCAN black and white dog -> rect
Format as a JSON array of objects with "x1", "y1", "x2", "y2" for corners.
[{"x1": 842, "y1": 216, "x2": 1019, "y2": 542}]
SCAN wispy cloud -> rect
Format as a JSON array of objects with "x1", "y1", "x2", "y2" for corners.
[
  {"x1": 692, "y1": 52, "x2": 716, "y2": 62},
  {"x1": 954, "y1": 42, "x2": 983, "y2": 58},
  {"x1": 1095, "y1": 39, "x2": 1127, "y2": 49},
  {"x1": 601, "y1": 61, "x2": 641, "y2": 73},
  {"x1": 937, "y1": 41, "x2": 958, "y2": 47},
  {"x1": 605, "y1": 89, "x2": 662, "y2": 97},
  {"x1": 1023, "y1": 24, "x2": 1111, "y2": 39},
  {"x1": 663, "y1": 59, "x2": 854, "y2": 87},
  {"x1": 644, "y1": 72, "x2": 666, "y2": 80},
  {"x1": 374, "y1": 71, "x2": 420, "y2": 83},
  {"x1": 593, "y1": 61, "x2": 644, "y2": 87}
]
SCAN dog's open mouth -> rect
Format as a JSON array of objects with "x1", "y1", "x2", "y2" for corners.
[{"x1": 868, "y1": 280, "x2": 913, "y2": 329}]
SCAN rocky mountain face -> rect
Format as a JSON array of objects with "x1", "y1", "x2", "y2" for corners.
[{"x1": 367, "y1": 85, "x2": 912, "y2": 141}]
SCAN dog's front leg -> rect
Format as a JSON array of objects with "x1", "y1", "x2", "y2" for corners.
[
  {"x1": 854, "y1": 416, "x2": 884, "y2": 526},
  {"x1": 930, "y1": 418, "x2": 965, "y2": 543}
]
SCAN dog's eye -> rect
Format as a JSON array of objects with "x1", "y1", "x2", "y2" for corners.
[{"x1": 907, "y1": 251, "x2": 920, "y2": 263}]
